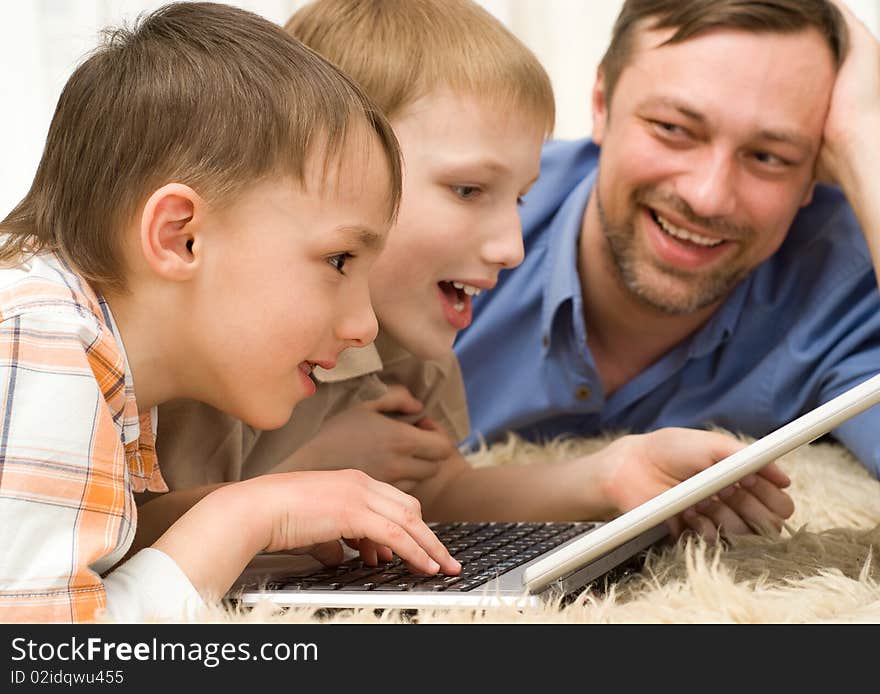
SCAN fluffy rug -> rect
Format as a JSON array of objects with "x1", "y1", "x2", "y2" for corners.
[{"x1": 203, "y1": 433, "x2": 880, "y2": 624}]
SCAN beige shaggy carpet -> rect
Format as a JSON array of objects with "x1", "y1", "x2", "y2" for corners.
[{"x1": 201, "y1": 433, "x2": 880, "y2": 624}]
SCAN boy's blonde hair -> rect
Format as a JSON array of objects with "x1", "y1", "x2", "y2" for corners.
[
  {"x1": 285, "y1": 0, "x2": 555, "y2": 132},
  {"x1": 0, "y1": 1, "x2": 401, "y2": 291}
]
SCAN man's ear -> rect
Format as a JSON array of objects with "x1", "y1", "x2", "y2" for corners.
[
  {"x1": 139, "y1": 183, "x2": 203, "y2": 281},
  {"x1": 592, "y1": 66, "x2": 609, "y2": 145},
  {"x1": 801, "y1": 180, "x2": 817, "y2": 208}
]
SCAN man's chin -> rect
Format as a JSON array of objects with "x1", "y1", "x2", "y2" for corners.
[{"x1": 622, "y1": 272, "x2": 730, "y2": 316}]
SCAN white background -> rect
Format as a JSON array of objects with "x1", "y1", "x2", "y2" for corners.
[{"x1": 1, "y1": 0, "x2": 878, "y2": 218}]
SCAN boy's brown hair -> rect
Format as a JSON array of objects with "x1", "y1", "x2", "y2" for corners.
[
  {"x1": 285, "y1": 0, "x2": 555, "y2": 132},
  {"x1": 0, "y1": 1, "x2": 402, "y2": 291},
  {"x1": 601, "y1": 0, "x2": 849, "y2": 110}
]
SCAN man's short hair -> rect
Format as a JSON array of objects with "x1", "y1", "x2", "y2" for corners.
[
  {"x1": 0, "y1": 1, "x2": 402, "y2": 291},
  {"x1": 601, "y1": 0, "x2": 849, "y2": 109},
  {"x1": 285, "y1": 0, "x2": 555, "y2": 133}
]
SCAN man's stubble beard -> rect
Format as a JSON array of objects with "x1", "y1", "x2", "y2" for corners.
[{"x1": 594, "y1": 179, "x2": 750, "y2": 315}]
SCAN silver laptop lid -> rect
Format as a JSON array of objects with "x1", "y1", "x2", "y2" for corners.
[{"x1": 523, "y1": 372, "x2": 880, "y2": 593}]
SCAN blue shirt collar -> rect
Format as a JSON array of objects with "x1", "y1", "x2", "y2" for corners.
[
  {"x1": 539, "y1": 164, "x2": 750, "y2": 358},
  {"x1": 687, "y1": 273, "x2": 753, "y2": 358},
  {"x1": 541, "y1": 169, "x2": 596, "y2": 347}
]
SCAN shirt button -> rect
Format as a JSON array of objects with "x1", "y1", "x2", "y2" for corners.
[
  {"x1": 575, "y1": 385, "x2": 591, "y2": 401},
  {"x1": 542, "y1": 334, "x2": 550, "y2": 348}
]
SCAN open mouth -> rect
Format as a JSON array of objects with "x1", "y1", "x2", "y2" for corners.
[
  {"x1": 649, "y1": 209, "x2": 724, "y2": 248},
  {"x1": 299, "y1": 361, "x2": 318, "y2": 384},
  {"x1": 438, "y1": 280, "x2": 481, "y2": 312}
]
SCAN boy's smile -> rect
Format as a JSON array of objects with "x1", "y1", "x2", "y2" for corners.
[
  {"x1": 437, "y1": 279, "x2": 490, "y2": 330},
  {"x1": 368, "y1": 90, "x2": 544, "y2": 359}
]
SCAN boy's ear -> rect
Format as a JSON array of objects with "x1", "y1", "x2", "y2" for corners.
[
  {"x1": 592, "y1": 66, "x2": 609, "y2": 145},
  {"x1": 139, "y1": 183, "x2": 203, "y2": 281}
]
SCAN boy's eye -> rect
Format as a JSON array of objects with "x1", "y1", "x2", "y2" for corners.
[
  {"x1": 452, "y1": 185, "x2": 481, "y2": 200},
  {"x1": 327, "y1": 252, "x2": 354, "y2": 275}
]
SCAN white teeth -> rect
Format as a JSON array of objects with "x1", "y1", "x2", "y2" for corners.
[
  {"x1": 453, "y1": 302, "x2": 465, "y2": 312},
  {"x1": 655, "y1": 213, "x2": 723, "y2": 247},
  {"x1": 449, "y1": 281, "x2": 482, "y2": 296}
]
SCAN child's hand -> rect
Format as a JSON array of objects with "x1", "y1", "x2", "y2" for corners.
[
  {"x1": 596, "y1": 428, "x2": 794, "y2": 541},
  {"x1": 254, "y1": 469, "x2": 461, "y2": 575},
  {"x1": 276, "y1": 385, "x2": 456, "y2": 490}
]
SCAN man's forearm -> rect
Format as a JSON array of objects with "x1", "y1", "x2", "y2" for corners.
[
  {"x1": 414, "y1": 452, "x2": 616, "y2": 522},
  {"x1": 832, "y1": 124, "x2": 880, "y2": 278}
]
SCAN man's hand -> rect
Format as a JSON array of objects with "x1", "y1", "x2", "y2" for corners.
[
  {"x1": 597, "y1": 428, "x2": 794, "y2": 541},
  {"x1": 272, "y1": 385, "x2": 456, "y2": 491},
  {"x1": 817, "y1": 0, "x2": 880, "y2": 186}
]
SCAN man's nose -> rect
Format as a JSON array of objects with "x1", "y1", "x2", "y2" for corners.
[{"x1": 676, "y1": 150, "x2": 738, "y2": 221}]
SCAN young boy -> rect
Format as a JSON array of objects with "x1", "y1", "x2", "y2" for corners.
[
  {"x1": 147, "y1": 0, "x2": 793, "y2": 548},
  {"x1": 0, "y1": 1, "x2": 459, "y2": 624}
]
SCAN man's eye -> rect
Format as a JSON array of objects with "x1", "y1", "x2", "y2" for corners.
[
  {"x1": 327, "y1": 252, "x2": 354, "y2": 275},
  {"x1": 452, "y1": 185, "x2": 481, "y2": 200},
  {"x1": 753, "y1": 151, "x2": 789, "y2": 167},
  {"x1": 651, "y1": 121, "x2": 688, "y2": 138}
]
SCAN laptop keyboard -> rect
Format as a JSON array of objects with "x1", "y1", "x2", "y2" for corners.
[{"x1": 268, "y1": 521, "x2": 597, "y2": 593}]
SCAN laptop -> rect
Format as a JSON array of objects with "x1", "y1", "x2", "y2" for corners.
[{"x1": 231, "y1": 372, "x2": 880, "y2": 610}]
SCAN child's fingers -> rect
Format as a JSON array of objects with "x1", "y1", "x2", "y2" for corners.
[
  {"x1": 303, "y1": 540, "x2": 345, "y2": 566},
  {"x1": 384, "y1": 456, "x2": 441, "y2": 482},
  {"x1": 355, "y1": 539, "x2": 380, "y2": 567},
  {"x1": 362, "y1": 490, "x2": 460, "y2": 575},
  {"x1": 364, "y1": 384, "x2": 423, "y2": 415},
  {"x1": 405, "y1": 427, "x2": 456, "y2": 461},
  {"x1": 352, "y1": 538, "x2": 394, "y2": 565},
  {"x1": 355, "y1": 509, "x2": 456, "y2": 575}
]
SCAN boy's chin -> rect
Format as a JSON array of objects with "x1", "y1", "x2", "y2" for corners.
[
  {"x1": 387, "y1": 323, "x2": 456, "y2": 361},
  {"x1": 238, "y1": 401, "x2": 299, "y2": 432}
]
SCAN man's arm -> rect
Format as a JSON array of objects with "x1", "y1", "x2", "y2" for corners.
[
  {"x1": 414, "y1": 428, "x2": 794, "y2": 540},
  {"x1": 819, "y1": 1, "x2": 880, "y2": 270}
]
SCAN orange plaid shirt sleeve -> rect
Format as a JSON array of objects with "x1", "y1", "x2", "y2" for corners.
[{"x1": 0, "y1": 252, "x2": 197, "y2": 623}]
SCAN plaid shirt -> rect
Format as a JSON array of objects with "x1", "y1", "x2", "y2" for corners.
[{"x1": 0, "y1": 250, "x2": 171, "y2": 622}]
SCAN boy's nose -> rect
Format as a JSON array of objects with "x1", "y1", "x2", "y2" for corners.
[
  {"x1": 336, "y1": 283, "x2": 379, "y2": 348},
  {"x1": 481, "y1": 213, "x2": 525, "y2": 269}
]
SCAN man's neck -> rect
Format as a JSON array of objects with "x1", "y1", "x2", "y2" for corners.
[{"x1": 578, "y1": 193, "x2": 722, "y2": 397}]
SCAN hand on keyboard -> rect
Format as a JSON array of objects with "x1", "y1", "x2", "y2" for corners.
[{"x1": 253, "y1": 469, "x2": 461, "y2": 576}]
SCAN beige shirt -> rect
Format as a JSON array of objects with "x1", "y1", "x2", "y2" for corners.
[{"x1": 152, "y1": 331, "x2": 470, "y2": 491}]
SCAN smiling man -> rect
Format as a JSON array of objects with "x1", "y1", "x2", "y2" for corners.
[{"x1": 455, "y1": 0, "x2": 880, "y2": 479}]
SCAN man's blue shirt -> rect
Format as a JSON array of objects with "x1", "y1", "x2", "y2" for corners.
[{"x1": 454, "y1": 138, "x2": 880, "y2": 478}]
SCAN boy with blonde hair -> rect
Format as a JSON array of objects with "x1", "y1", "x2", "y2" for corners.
[
  {"x1": 149, "y1": 0, "x2": 793, "y2": 550},
  {"x1": 0, "y1": 1, "x2": 459, "y2": 623}
]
